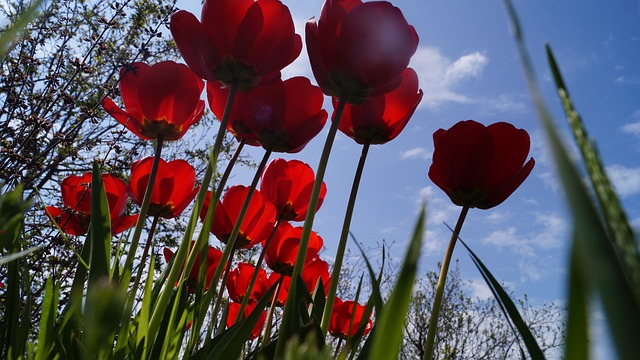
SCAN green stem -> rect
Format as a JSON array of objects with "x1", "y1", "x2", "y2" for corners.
[
  {"x1": 276, "y1": 97, "x2": 347, "y2": 356},
  {"x1": 423, "y1": 205, "x2": 470, "y2": 360},
  {"x1": 134, "y1": 215, "x2": 159, "y2": 288},
  {"x1": 211, "y1": 245, "x2": 237, "y2": 337},
  {"x1": 206, "y1": 147, "x2": 273, "y2": 336},
  {"x1": 212, "y1": 81, "x2": 238, "y2": 160},
  {"x1": 122, "y1": 135, "x2": 164, "y2": 285},
  {"x1": 321, "y1": 140, "x2": 370, "y2": 335},
  {"x1": 261, "y1": 274, "x2": 284, "y2": 349},
  {"x1": 235, "y1": 218, "x2": 283, "y2": 322},
  {"x1": 215, "y1": 140, "x2": 245, "y2": 201}
]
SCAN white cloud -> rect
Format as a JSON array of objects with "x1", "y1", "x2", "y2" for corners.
[
  {"x1": 621, "y1": 121, "x2": 640, "y2": 137},
  {"x1": 400, "y1": 147, "x2": 432, "y2": 160},
  {"x1": 605, "y1": 164, "x2": 640, "y2": 197},
  {"x1": 410, "y1": 47, "x2": 488, "y2": 108},
  {"x1": 483, "y1": 227, "x2": 535, "y2": 256},
  {"x1": 468, "y1": 279, "x2": 493, "y2": 300}
]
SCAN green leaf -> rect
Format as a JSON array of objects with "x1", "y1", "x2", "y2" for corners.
[
  {"x1": 503, "y1": 1, "x2": 640, "y2": 357},
  {"x1": 207, "y1": 284, "x2": 276, "y2": 360},
  {"x1": 458, "y1": 238, "x2": 544, "y2": 360},
  {"x1": 369, "y1": 206, "x2": 425, "y2": 360},
  {"x1": 0, "y1": 0, "x2": 43, "y2": 56},
  {"x1": 0, "y1": 185, "x2": 31, "y2": 357},
  {"x1": 565, "y1": 242, "x2": 590, "y2": 360},
  {"x1": 35, "y1": 279, "x2": 59, "y2": 360},
  {"x1": 0, "y1": 246, "x2": 40, "y2": 265},
  {"x1": 88, "y1": 162, "x2": 111, "y2": 284}
]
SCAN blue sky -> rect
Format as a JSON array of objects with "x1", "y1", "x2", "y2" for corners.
[{"x1": 175, "y1": 0, "x2": 640, "y2": 312}]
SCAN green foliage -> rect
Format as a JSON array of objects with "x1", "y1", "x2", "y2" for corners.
[
  {"x1": 369, "y1": 206, "x2": 424, "y2": 360},
  {"x1": 458, "y1": 238, "x2": 544, "y2": 359},
  {"x1": 503, "y1": 0, "x2": 640, "y2": 358}
]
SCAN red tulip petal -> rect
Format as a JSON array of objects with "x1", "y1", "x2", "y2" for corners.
[
  {"x1": 170, "y1": 10, "x2": 222, "y2": 81},
  {"x1": 111, "y1": 214, "x2": 138, "y2": 235},
  {"x1": 482, "y1": 157, "x2": 535, "y2": 209}
]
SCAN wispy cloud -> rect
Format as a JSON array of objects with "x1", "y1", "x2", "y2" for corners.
[
  {"x1": 605, "y1": 164, "x2": 640, "y2": 197},
  {"x1": 481, "y1": 212, "x2": 568, "y2": 282},
  {"x1": 410, "y1": 47, "x2": 488, "y2": 108},
  {"x1": 400, "y1": 147, "x2": 432, "y2": 160},
  {"x1": 620, "y1": 110, "x2": 640, "y2": 137}
]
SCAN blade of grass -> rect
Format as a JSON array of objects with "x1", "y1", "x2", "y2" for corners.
[
  {"x1": 35, "y1": 278, "x2": 58, "y2": 359},
  {"x1": 565, "y1": 240, "x2": 590, "y2": 360},
  {"x1": 457, "y1": 237, "x2": 544, "y2": 360},
  {"x1": 369, "y1": 205, "x2": 425, "y2": 360},
  {"x1": 0, "y1": 0, "x2": 43, "y2": 55},
  {"x1": 546, "y1": 45, "x2": 640, "y2": 301},
  {"x1": 503, "y1": 1, "x2": 640, "y2": 358},
  {"x1": 88, "y1": 162, "x2": 111, "y2": 284}
]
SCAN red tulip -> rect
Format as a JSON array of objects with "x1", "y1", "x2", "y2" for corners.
[
  {"x1": 260, "y1": 158, "x2": 327, "y2": 221},
  {"x1": 267, "y1": 273, "x2": 289, "y2": 307},
  {"x1": 227, "y1": 302, "x2": 267, "y2": 340},
  {"x1": 328, "y1": 297, "x2": 373, "y2": 339},
  {"x1": 428, "y1": 120, "x2": 535, "y2": 209},
  {"x1": 336, "y1": 68, "x2": 423, "y2": 145},
  {"x1": 201, "y1": 186, "x2": 276, "y2": 249},
  {"x1": 306, "y1": 0, "x2": 418, "y2": 103},
  {"x1": 163, "y1": 242, "x2": 224, "y2": 292},
  {"x1": 128, "y1": 157, "x2": 200, "y2": 219},
  {"x1": 301, "y1": 257, "x2": 331, "y2": 295},
  {"x1": 102, "y1": 61, "x2": 204, "y2": 141},
  {"x1": 226, "y1": 262, "x2": 270, "y2": 303},
  {"x1": 207, "y1": 77, "x2": 327, "y2": 153},
  {"x1": 170, "y1": 0, "x2": 301, "y2": 90},
  {"x1": 265, "y1": 222, "x2": 324, "y2": 275},
  {"x1": 46, "y1": 173, "x2": 138, "y2": 236}
]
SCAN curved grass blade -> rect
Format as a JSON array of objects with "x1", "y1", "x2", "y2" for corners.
[
  {"x1": 35, "y1": 278, "x2": 59, "y2": 359},
  {"x1": 565, "y1": 241, "x2": 589, "y2": 360},
  {"x1": 0, "y1": 0, "x2": 43, "y2": 56},
  {"x1": 88, "y1": 162, "x2": 111, "y2": 284},
  {"x1": 369, "y1": 206, "x2": 425, "y2": 360},
  {"x1": 206, "y1": 285, "x2": 276, "y2": 360},
  {"x1": 458, "y1": 237, "x2": 544, "y2": 360},
  {"x1": 503, "y1": 1, "x2": 640, "y2": 358},
  {"x1": 546, "y1": 45, "x2": 640, "y2": 301}
]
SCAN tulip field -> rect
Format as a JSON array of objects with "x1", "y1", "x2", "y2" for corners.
[{"x1": 0, "y1": 0, "x2": 638, "y2": 359}]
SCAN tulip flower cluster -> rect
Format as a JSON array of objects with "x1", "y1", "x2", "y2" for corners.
[{"x1": 42, "y1": 0, "x2": 535, "y2": 356}]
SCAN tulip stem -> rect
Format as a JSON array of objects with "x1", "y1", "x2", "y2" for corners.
[
  {"x1": 123, "y1": 136, "x2": 164, "y2": 285},
  {"x1": 209, "y1": 147, "x2": 273, "y2": 334},
  {"x1": 212, "y1": 245, "x2": 236, "y2": 337},
  {"x1": 423, "y1": 205, "x2": 470, "y2": 360},
  {"x1": 135, "y1": 215, "x2": 159, "y2": 288},
  {"x1": 215, "y1": 140, "x2": 245, "y2": 201},
  {"x1": 321, "y1": 140, "x2": 370, "y2": 335},
  {"x1": 261, "y1": 274, "x2": 284, "y2": 349},
  {"x1": 212, "y1": 80, "x2": 238, "y2": 161},
  {"x1": 276, "y1": 97, "x2": 347, "y2": 356},
  {"x1": 234, "y1": 218, "x2": 283, "y2": 323}
]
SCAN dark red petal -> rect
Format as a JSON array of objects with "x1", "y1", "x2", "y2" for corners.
[
  {"x1": 482, "y1": 157, "x2": 535, "y2": 209},
  {"x1": 119, "y1": 63, "x2": 149, "y2": 120},
  {"x1": 433, "y1": 120, "x2": 494, "y2": 192},
  {"x1": 128, "y1": 157, "x2": 153, "y2": 205},
  {"x1": 486, "y1": 122, "x2": 532, "y2": 189},
  {"x1": 201, "y1": 0, "x2": 253, "y2": 53},
  {"x1": 337, "y1": 2, "x2": 417, "y2": 88},
  {"x1": 138, "y1": 61, "x2": 203, "y2": 127},
  {"x1": 305, "y1": 19, "x2": 332, "y2": 95},
  {"x1": 111, "y1": 214, "x2": 138, "y2": 235},
  {"x1": 170, "y1": 10, "x2": 222, "y2": 81},
  {"x1": 102, "y1": 175, "x2": 129, "y2": 216},
  {"x1": 103, "y1": 97, "x2": 150, "y2": 140},
  {"x1": 233, "y1": 2, "x2": 262, "y2": 61}
]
